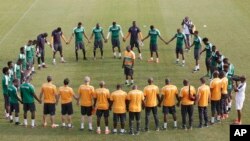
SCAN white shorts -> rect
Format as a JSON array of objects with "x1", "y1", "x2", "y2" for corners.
[{"x1": 235, "y1": 98, "x2": 245, "y2": 110}]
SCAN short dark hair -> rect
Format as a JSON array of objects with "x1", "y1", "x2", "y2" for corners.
[
  {"x1": 20, "y1": 46, "x2": 24, "y2": 51},
  {"x1": 116, "y1": 84, "x2": 122, "y2": 89},
  {"x1": 7, "y1": 61, "x2": 12, "y2": 66},
  {"x1": 57, "y1": 27, "x2": 61, "y2": 32},
  {"x1": 43, "y1": 33, "x2": 48, "y2": 37},
  {"x1": 78, "y1": 22, "x2": 82, "y2": 26},
  {"x1": 112, "y1": 21, "x2": 116, "y2": 26},
  {"x1": 150, "y1": 25, "x2": 154, "y2": 30},
  {"x1": 2, "y1": 67, "x2": 9, "y2": 74},
  {"x1": 202, "y1": 37, "x2": 208, "y2": 42},
  {"x1": 47, "y1": 76, "x2": 52, "y2": 82},
  {"x1": 64, "y1": 78, "x2": 69, "y2": 85}
]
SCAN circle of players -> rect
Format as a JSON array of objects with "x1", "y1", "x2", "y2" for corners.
[{"x1": 1, "y1": 17, "x2": 246, "y2": 135}]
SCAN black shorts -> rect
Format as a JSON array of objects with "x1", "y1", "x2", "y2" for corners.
[
  {"x1": 53, "y1": 43, "x2": 62, "y2": 52},
  {"x1": 96, "y1": 109, "x2": 109, "y2": 118},
  {"x1": 111, "y1": 39, "x2": 120, "y2": 48},
  {"x1": 150, "y1": 44, "x2": 158, "y2": 52},
  {"x1": 94, "y1": 40, "x2": 103, "y2": 49},
  {"x1": 23, "y1": 103, "x2": 36, "y2": 112},
  {"x1": 61, "y1": 102, "x2": 73, "y2": 115},
  {"x1": 75, "y1": 41, "x2": 85, "y2": 50},
  {"x1": 129, "y1": 112, "x2": 140, "y2": 121},
  {"x1": 113, "y1": 113, "x2": 126, "y2": 123},
  {"x1": 10, "y1": 103, "x2": 19, "y2": 113},
  {"x1": 162, "y1": 106, "x2": 176, "y2": 114},
  {"x1": 81, "y1": 106, "x2": 92, "y2": 116},
  {"x1": 43, "y1": 103, "x2": 56, "y2": 115},
  {"x1": 205, "y1": 58, "x2": 211, "y2": 67},
  {"x1": 124, "y1": 66, "x2": 133, "y2": 76},
  {"x1": 194, "y1": 49, "x2": 201, "y2": 60},
  {"x1": 211, "y1": 100, "x2": 221, "y2": 114},
  {"x1": 130, "y1": 40, "x2": 139, "y2": 48},
  {"x1": 176, "y1": 47, "x2": 183, "y2": 54},
  {"x1": 4, "y1": 94, "x2": 10, "y2": 107}
]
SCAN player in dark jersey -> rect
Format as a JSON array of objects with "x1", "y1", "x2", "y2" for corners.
[
  {"x1": 36, "y1": 33, "x2": 50, "y2": 69},
  {"x1": 124, "y1": 21, "x2": 143, "y2": 60},
  {"x1": 51, "y1": 27, "x2": 68, "y2": 64}
]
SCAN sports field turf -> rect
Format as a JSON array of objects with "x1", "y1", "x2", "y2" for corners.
[{"x1": 0, "y1": 0, "x2": 250, "y2": 141}]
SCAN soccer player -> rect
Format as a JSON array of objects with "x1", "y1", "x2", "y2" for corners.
[
  {"x1": 209, "y1": 45, "x2": 218, "y2": 78},
  {"x1": 2, "y1": 67, "x2": 10, "y2": 119},
  {"x1": 166, "y1": 28, "x2": 187, "y2": 66},
  {"x1": 160, "y1": 78, "x2": 179, "y2": 129},
  {"x1": 36, "y1": 33, "x2": 50, "y2": 69},
  {"x1": 90, "y1": 23, "x2": 106, "y2": 60},
  {"x1": 143, "y1": 77, "x2": 160, "y2": 131},
  {"x1": 93, "y1": 81, "x2": 111, "y2": 134},
  {"x1": 14, "y1": 59, "x2": 22, "y2": 84},
  {"x1": 233, "y1": 75, "x2": 246, "y2": 125},
  {"x1": 106, "y1": 21, "x2": 124, "y2": 59},
  {"x1": 109, "y1": 84, "x2": 127, "y2": 134},
  {"x1": 8, "y1": 79, "x2": 23, "y2": 125},
  {"x1": 20, "y1": 76, "x2": 41, "y2": 127},
  {"x1": 141, "y1": 25, "x2": 166, "y2": 63},
  {"x1": 124, "y1": 21, "x2": 143, "y2": 60},
  {"x1": 216, "y1": 51, "x2": 225, "y2": 72},
  {"x1": 68, "y1": 22, "x2": 90, "y2": 61},
  {"x1": 127, "y1": 85, "x2": 144, "y2": 135},
  {"x1": 58, "y1": 78, "x2": 78, "y2": 128},
  {"x1": 179, "y1": 79, "x2": 196, "y2": 130},
  {"x1": 39, "y1": 76, "x2": 58, "y2": 128},
  {"x1": 78, "y1": 76, "x2": 95, "y2": 131},
  {"x1": 181, "y1": 16, "x2": 193, "y2": 47},
  {"x1": 122, "y1": 46, "x2": 135, "y2": 86},
  {"x1": 200, "y1": 37, "x2": 213, "y2": 77},
  {"x1": 210, "y1": 71, "x2": 222, "y2": 124},
  {"x1": 197, "y1": 77, "x2": 210, "y2": 128},
  {"x1": 24, "y1": 40, "x2": 35, "y2": 74},
  {"x1": 189, "y1": 31, "x2": 202, "y2": 72},
  {"x1": 51, "y1": 27, "x2": 68, "y2": 64},
  {"x1": 19, "y1": 47, "x2": 27, "y2": 72},
  {"x1": 7, "y1": 61, "x2": 14, "y2": 85},
  {"x1": 220, "y1": 71, "x2": 228, "y2": 119}
]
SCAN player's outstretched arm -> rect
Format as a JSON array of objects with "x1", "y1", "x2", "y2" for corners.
[
  {"x1": 157, "y1": 94, "x2": 161, "y2": 107},
  {"x1": 124, "y1": 32, "x2": 130, "y2": 42},
  {"x1": 89, "y1": 32, "x2": 94, "y2": 41},
  {"x1": 159, "y1": 35, "x2": 167, "y2": 44},
  {"x1": 141, "y1": 35, "x2": 149, "y2": 42},
  {"x1": 61, "y1": 34, "x2": 68, "y2": 44},
  {"x1": 83, "y1": 32, "x2": 90, "y2": 43},
  {"x1": 34, "y1": 93, "x2": 41, "y2": 104},
  {"x1": 68, "y1": 33, "x2": 74, "y2": 44},
  {"x1": 167, "y1": 35, "x2": 176, "y2": 45}
]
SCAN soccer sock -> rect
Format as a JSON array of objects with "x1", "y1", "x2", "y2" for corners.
[
  {"x1": 176, "y1": 59, "x2": 179, "y2": 62},
  {"x1": 6, "y1": 113, "x2": 9, "y2": 117},
  {"x1": 150, "y1": 57, "x2": 153, "y2": 60},
  {"x1": 15, "y1": 117, "x2": 19, "y2": 122},
  {"x1": 24, "y1": 119, "x2": 28, "y2": 126},
  {"x1": 131, "y1": 80, "x2": 134, "y2": 84},
  {"x1": 81, "y1": 123, "x2": 84, "y2": 129},
  {"x1": 31, "y1": 119, "x2": 35, "y2": 126},
  {"x1": 105, "y1": 126, "x2": 109, "y2": 131},
  {"x1": 113, "y1": 128, "x2": 117, "y2": 132},
  {"x1": 211, "y1": 117, "x2": 215, "y2": 123},
  {"x1": 97, "y1": 127, "x2": 101, "y2": 131},
  {"x1": 62, "y1": 123, "x2": 66, "y2": 127},
  {"x1": 10, "y1": 115, "x2": 13, "y2": 120},
  {"x1": 68, "y1": 123, "x2": 72, "y2": 127},
  {"x1": 164, "y1": 122, "x2": 167, "y2": 128},
  {"x1": 88, "y1": 117, "x2": 93, "y2": 129},
  {"x1": 197, "y1": 64, "x2": 200, "y2": 69},
  {"x1": 139, "y1": 53, "x2": 142, "y2": 57},
  {"x1": 174, "y1": 121, "x2": 177, "y2": 127},
  {"x1": 61, "y1": 57, "x2": 64, "y2": 61},
  {"x1": 119, "y1": 53, "x2": 121, "y2": 57},
  {"x1": 182, "y1": 60, "x2": 185, "y2": 64},
  {"x1": 53, "y1": 59, "x2": 56, "y2": 62},
  {"x1": 120, "y1": 129, "x2": 125, "y2": 133},
  {"x1": 226, "y1": 106, "x2": 229, "y2": 111},
  {"x1": 32, "y1": 67, "x2": 35, "y2": 72},
  {"x1": 156, "y1": 58, "x2": 159, "y2": 62},
  {"x1": 113, "y1": 52, "x2": 116, "y2": 57},
  {"x1": 42, "y1": 62, "x2": 45, "y2": 66},
  {"x1": 126, "y1": 80, "x2": 129, "y2": 84},
  {"x1": 228, "y1": 102, "x2": 232, "y2": 108}
]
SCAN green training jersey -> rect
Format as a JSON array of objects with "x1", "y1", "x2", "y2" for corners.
[
  {"x1": 109, "y1": 25, "x2": 121, "y2": 40},
  {"x1": 73, "y1": 26, "x2": 84, "y2": 43},
  {"x1": 2, "y1": 75, "x2": 9, "y2": 95},
  {"x1": 9, "y1": 68, "x2": 14, "y2": 85},
  {"x1": 8, "y1": 85, "x2": 18, "y2": 104},
  {"x1": 193, "y1": 36, "x2": 202, "y2": 49},
  {"x1": 227, "y1": 64, "x2": 235, "y2": 90},
  {"x1": 19, "y1": 53, "x2": 27, "y2": 70},
  {"x1": 93, "y1": 27, "x2": 103, "y2": 41},
  {"x1": 14, "y1": 64, "x2": 21, "y2": 79},
  {"x1": 149, "y1": 29, "x2": 161, "y2": 45},
  {"x1": 205, "y1": 43, "x2": 212, "y2": 59},
  {"x1": 175, "y1": 33, "x2": 186, "y2": 48},
  {"x1": 20, "y1": 82, "x2": 35, "y2": 103},
  {"x1": 25, "y1": 45, "x2": 34, "y2": 62},
  {"x1": 210, "y1": 52, "x2": 217, "y2": 67}
]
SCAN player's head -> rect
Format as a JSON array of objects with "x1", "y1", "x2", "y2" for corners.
[
  {"x1": 20, "y1": 46, "x2": 25, "y2": 53},
  {"x1": 223, "y1": 58, "x2": 229, "y2": 64},
  {"x1": 57, "y1": 27, "x2": 62, "y2": 32},
  {"x1": 183, "y1": 79, "x2": 189, "y2": 86},
  {"x1": 202, "y1": 37, "x2": 209, "y2": 44},
  {"x1": 32, "y1": 40, "x2": 37, "y2": 45},
  {"x1": 200, "y1": 77, "x2": 206, "y2": 84},
  {"x1": 78, "y1": 22, "x2": 82, "y2": 28},
  {"x1": 150, "y1": 25, "x2": 154, "y2": 30},
  {"x1": 165, "y1": 78, "x2": 170, "y2": 85},
  {"x1": 223, "y1": 64, "x2": 229, "y2": 72},
  {"x1": 132, "y1": 21, "x2": 136, "y2": 26},
  {"x1": 148, "y1": 77, "x2": 154, "y2": 84},
  {"x1": 194, "y1": 31, "x2": 198, "y2": 36},
  {"x1": 240, "y1": 75, "x2": 246, "y2": 83},
  {"x1": 17, "y1": 59, "x2": 22, "y2": 65},
  {"x1": 116, "y1": 84, "x2": 122, "y2": 90},
  {"x1": 184, "y1": 16, "x2": 189, "y2": 21},
  {"x1": 13, "y1": 78, "x2": 19, "y2": 87},
  {"x1": 213, "y1": 71, "x2": 219, "y2": 78},
  {"x1": 27, "y1": 40, "x2": 33, "y2": 45},
  {"x1": 7, "y1": 61, "x2": 13, "y2": 68},
  {"x1": 219, "y1": 71, "x2": 225, "y2": 78},
  {"x1": 126, "y1": 45, "x2": 131, "y2": 52},
  {"x1": 2, "y1": 67, "x2": 9, "y2": 75},
  {"x1": 99, "y1": 81, "x2": 105, "y2": 88},
  {"x1": 177, "y1": 28, "x2": 181, "y2": 33},
  {"x1": 84, "y1": 76, "x2": 91, "y2": 84},
  {"x1": 212, "y1": 45, "x2": 216, "y2": 51},
  {"x1": 96, "y1": 23, "x2": 100, "y2": 29},
  {"x1": 216, "y1": 50, "x2": 221, "y2": 56},
  {"x1": 43, "y1": 33, "x2": 48, "y2": 38},
  {"x1": 112, "y1": 21, "x2": 116, "y2": 26},
  {"x1": 132, "y1": 85, "x2": 138, "y2": 90},
  {"x1": 64, "y1": 78, "x2": 70, "y2": 85},
  {"x1": 47, "y1": 75, "x2": 52, "y2": 82}
]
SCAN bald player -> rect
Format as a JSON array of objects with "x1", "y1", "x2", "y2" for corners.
[
  {"x1": 39, "y1": 76, "x2": 58, "y2": 128},
  {"x1": 143, "y1": 77, "x2": 161, "y2": 131},
  {"x1": 127, "y1": 85, "x2": 144, "y2": 135},
  {"x1": 160, "y1": 78, "x2": 179, "y2": 129},
  {"x1": 93, "y1": 81, "x2": 111, "y2": 134},
  {"x1": 78, "y1": 76, "x2": 95, "y2": 131}
]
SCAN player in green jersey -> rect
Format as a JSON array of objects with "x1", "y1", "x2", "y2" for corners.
[
  {"x1": 7, "y1": 61, "x2": 14, "y2": 85},
  {"x1": 8, "y1": 79, "x2": 23, "y2": 125},
  {"x1": 167, "y1": 28, "x2": 187, "y2": 66},
  {"x1": 2, "y1": 67, "x2": 10, "y2": 119},
  {"x1": 20, "y1": 76, "x2": 41, "y2": 127},
  {"x1": 19, "y1": 47, "x2": 27, "y2": 72},
  {"x1": 106, "y1": 21, "x2": 124, "y2": 59},
  {"x1": 209, "y1": 45, "x2": 218, "y2": 78},
  {"x1": 68, "y1": 22, "x2": 90, "y2": 61},
  {"x1": 142, "y1": 25, "x2": 167, "y2": 63},
  {"x1": 200, "y1": 37, "x2": 213, "y2": 77},
  {"x1": 90, "y1": 23, "x2": 107, "y2": 60},
  {"x1": 189, "y1": 31, "x2": 202, "y2": 72},
  {"x1": 14, "y1": 59, "x2": 22, "y2": 84}
]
